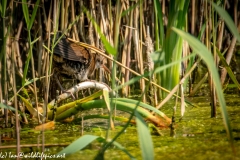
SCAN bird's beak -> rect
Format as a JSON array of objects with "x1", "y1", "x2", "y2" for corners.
[{"x1": 100, "y1": 64, "x2": 111, "y2": 74}]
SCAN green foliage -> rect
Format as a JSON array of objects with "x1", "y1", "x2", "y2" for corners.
[
  {"x1": 19, "y1": 95, "x2": 43, "y2": 119},
  {"x1": 82, "y1": 3, "x2": 156, "y2": 158},
  {"x1": 57, "y1": 135, "x2": 99, "y2": 156},
  {"x1": 154, "y1": 0, "x2": 190, "y2": 97},
  {"x1": 172, "y1": 27, "x2": 233, "y2": 144},
  {"x1": 211, "y1": 2, "x2": 240, "y2": 42},
  {"x1": 51, "y1": 96, "x2": 166, "y2": 159},
  {"x1": 0, "y1": 0, "x2": 7, "y2": 16},
  {"x1": 22, "y1": 0, "x2": 40, "y2": 30},
  {"x1": 117, "y1": 98, "x2": 168, "y2": 118},
  {"x1": 216, "y1": 48, "x2": 240, "y2": 89},
  {"x1": 153, "y1": 0, "x2": 164, "y2": 47},
  {"x1": 21, "y1": 0, "x2": 40, "y2": 85},
  {"x1": 2, "y1": 0, "x2": 238, "y2": 159},
  {"x1": 135, "y1": 111, "x2": 154, "y2": 160},
  {"x1": 183, "y1": 23, "x2": 206, "y2": 89},
  {"x1": 83, "y1": 8, "x2": 117, "y2": 56},
  {"x1": 56, "y1": 135, "x2": 135, "y2": 159},
  {"x1": 21, "y1": 0, "x2": 30, "y2": 27},
  {"x1": 0, "y1": 103, "x2": 15, "y2": 111}
]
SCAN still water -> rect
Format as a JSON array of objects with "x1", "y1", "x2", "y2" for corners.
[{"x1": 1, "y1": 94, "x2": 240, "y2": 160}]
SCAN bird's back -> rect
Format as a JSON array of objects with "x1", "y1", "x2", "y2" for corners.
[{"x1": 52, "y1": 33, "x2": 94, "y2": 81}]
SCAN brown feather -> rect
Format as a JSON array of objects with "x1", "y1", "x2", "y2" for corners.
[{"x1": 52, "y1": 33, "x2": 99, "y2": 81}]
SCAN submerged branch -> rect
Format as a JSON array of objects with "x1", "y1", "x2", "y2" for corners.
[{"x1": 52, "y1": 80, "x2": 112, "y2": 104}]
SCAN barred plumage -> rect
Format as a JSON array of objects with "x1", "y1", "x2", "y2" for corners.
[{"x1": 52, "y1": 34, "x2": 99, "y2": 81}]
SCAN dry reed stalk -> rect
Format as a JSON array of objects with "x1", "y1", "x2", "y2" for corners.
[
  {"x1": 6, "y1": 36, "x2": 12, "y2": 89},
  {"x1": 199, "y1": 0, "x2": 204, "y2": 34},
  {"x1": 2, "y1": 0, "x2": 238, "y2": 112},
  {"x1": 216, "y1": 1, "x2": 226, "y2": 66},
  {"x1": 11, "y1": 32, "x2": 21, "y2": 156},
  {"x1": 204, "y1": 1, "x2": 216, "y2": 116},
  {"x1": 37, "y1": 10, "x2": 43, "y2": 77},
  {"x1": 2, "y1": 1, "x2": 11, "y2": 127},
  {"x1": 125, "y1": 16, "x2": 133, "y2": 97},
  {"x1": 88, "y1": 1, "x2": 95, "y2": 46},
  {"x1": 98, "y1": 2, "x2": 104, "y2": 82},
  {"x1": 220, "y1": 1, "x2": 239, "y2": 85},
  {"x1": 189, "y1": 1, "x2": 201, "y2": 93},
  {"x1": 15, "y1": 21, "x2": 24, "y2": 77},
  {"x1": 40, "y1": 0, "x2": 50, "y2": 77},
  {"x1": 221, "y1": 37, "x2": 237, "y2": 85},
  {"x1": 63, "y1": 0, "x2": 70, "y2": 31},
  {"x1": 139, "y1": 1, "x2": 146, "y2": 102},
  {"x1": 30, "y1": 48, "x2": 39, "y2": 122},
  {"x1": 211, "y1": 2, "x2": 217, "y2": 117},
  {"x1": 102, "y1": 1, "x2": 114, "y2": 80},
  {"x1": 145, "y1": 26, "x2": 156, "y2": 105},
  {"x1": 188, "y1": 0, "x2": 196, "y2": 93},
  {"x1": 70, "y1": 0, "x2": 79, "y2": 41},
  {"x1": 42, "y1": 0, "x2": 53, "y2": 120},
  {"x1": 79, "y1": 0, "x2": 86, "y2": 43},
  {"x1": 191, "y1": 0, "x2": 196, "y2": 35},
  {"x1": 121, "y1": 2, "x2": 133, "y2": 97}
]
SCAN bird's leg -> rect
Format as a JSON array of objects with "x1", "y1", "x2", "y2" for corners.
[{"x1": 54, "y1": 74, "x2": 76, "y2": 100}]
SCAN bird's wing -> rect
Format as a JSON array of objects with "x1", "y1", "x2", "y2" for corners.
[{"x1": 53, "y1": 37, "x2": 90, "y2": 64}]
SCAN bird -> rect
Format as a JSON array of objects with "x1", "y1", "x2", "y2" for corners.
[
  {"x1": 52, "y1": 33, "x2": 101, "y2": 82},
  {"x1": 50, "y1": 33, "x2": 102, "y2": 98}
]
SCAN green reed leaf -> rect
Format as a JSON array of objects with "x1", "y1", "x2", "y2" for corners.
[
  {"x1": 22, "y1": 0, "x2": 30, "y2": 27},
  {"x1": 211, "y1": 2, "x2": 240, "y2": 42},
  {"x1": 135, "y1": 111, "x2": 154, "y2": 160},
  {"x1": 172, "y1": 27, "x2": 233, "y2": 145},
  {"x1": 28, "y1": 0, "x2": 40, "y2": 29}
]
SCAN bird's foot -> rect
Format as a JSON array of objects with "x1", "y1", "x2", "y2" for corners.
[
  {"x1": 61, "y1": 89, "x2": 76, "y2": 100},
  {"x1": 54, "y1": 74, "x2": 76, "y2": 100}
]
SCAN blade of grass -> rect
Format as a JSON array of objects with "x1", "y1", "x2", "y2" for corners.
[
  {"x1": 0, "y1": 0, "x2": 7, "y2": 16},
  {"x1": 211, "y1": 2, "x2": 240, "y2": 42},
  {"x1": 153, "y1": 0, "x2": 164, "y2": 46},
  {"x1": 28, "y1": 0, "x2": 40, "y2": 29},
  {"x1": 0, "y1": 103, "x2": 15, "y2": 111},
  {"x1": 135, "y1": 111, "x2": 154, "y2": 160},
  {"x1": 57, "y1": 135, "x2": 99, "y2": 155},
  {"x1": 83, "y1": 7, "x2": 117, "y2": 55},
  {"x1": 216, "y1": 47, "x2": 240, "y2": 89},
  {"x1": 172, "y1": 27, "x2": 233, "y2": 145},
  {"x1": 22, "y1": 0, "x2": 29, "y2": 26},
  {"x1": 57, "y1": 135, "x2": 135, "y2": 159}
]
